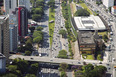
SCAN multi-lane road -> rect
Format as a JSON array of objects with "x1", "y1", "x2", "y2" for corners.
[{"x1": 84, "y1": 0, "x2": 116, "y2": 76}]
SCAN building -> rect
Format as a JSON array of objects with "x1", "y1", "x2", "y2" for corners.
[
  {"x1": 15, "y1": 6, "x2": 28, "y2": 36},
  {"x1": 9, "y1": 14, "x2": 18, "y2": 52},
  {"x1": 18, "y1": 0, "x2": 31, "y2": 12},
  {"x1": 102, "y1": 0, "x2": 116, "y2": 8},
  {"x1": 112, "y1": 6, "x2": 116, "y2": 15},
  {"x1": 0, "y1": 53, "x2": 6, "y2": 73},
  {"x1": 78, "y1": 31, "x2": 96, "y2": 54},
  {"x1": 4, "y1": 0, "x2": 17, "y2": 14},
  {"x1": 78, "y1": 31, "x2": 103, "y2": 54},
  {"x1": 74, "y1": 15, "x2": 106, "y2": 31},
  {"x1": 0, "y1": 15, "x2": 10, "y2": 63},
  {"x1": 4, "y1": 0, "x2": 30, "y2": 14}
]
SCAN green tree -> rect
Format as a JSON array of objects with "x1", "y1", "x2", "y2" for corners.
[
  {"x1": 33, "y1": 31, "x2": 43, "y2": 38},
  {"x1": 36, "y1": 0, "x2": 44, "y2": 8},
  {"x1": 28, "y1": 63, "x2": 39, "y2": 74},
  {"x1": 94, "y1": 65, "x2": 107, "y2": 77},
  {"x1": 74, "y1": 8, "x2": 90, "y2": 16},
  {"x1": 34, "y1": 8, "x2": 44, "y2": 15},
  {"x1": 12, "y1": 58, "x2": 29, "y2": 74},
  {"x1": 58, "y1": 50, "x2": 68, "y2": 59},
  {"x1": 59, "y1": 63, "x2": 68, "y2": 71},
  {"x1": 47, "y1": 0, "x2": 55, "y2": 8},
  {"x1": 8, "y1": 65, "x2": 17, "y2": 72},
  {"x1": 25, "y1": 51, "x2": 31, "y2": 56},
  {"x1": 36, "y1": 26, "x2": 43, "y2": 31},
  {"x1": 33, "y1": 36, "x2": 43, "y2": 43},
  {"x1": 103, "y1": 34, "x2": 108, "y2": 42},
  {"x1": 82, "y1": 64, "x2": 94, "y2": 77},
  {"x1": 32, "y1": 14, "x2": 41, "y2": 21},
  {"x1": 2, "y1": 73, "x2": 17, "y2": 77},
  {"x1": 59, "y1": 29, "x2": 67, "y2": 38},
  {"x1": 17, "y1": 45, "x2": 25, "y2": 52},
  {"x1": 25, "y1": 74, "x2": 36, "y2": 77},
  {"x1": 29, "y1": 26, "x2": 35, "y2": 33},
  {"x1": 60, "y1": 71, "x2": 67, "y2": 77},
  {"x1": 75, "y1": 70, "x2": 84, "y2": 77},
  {"x1": 25, "y1": 38, "x2": 33, "y2": 51}
]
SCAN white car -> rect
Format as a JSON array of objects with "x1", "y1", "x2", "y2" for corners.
[
  {"x1": 109, "y1": 38, "x2": 113, "y2": 41},
  {"x1": 110, "y1": 32, "x2": 113, "y2": 35}
]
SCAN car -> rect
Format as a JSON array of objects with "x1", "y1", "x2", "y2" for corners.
[
  {"x1": 113, "y1": 58, "x2": 115, "y2": 61},
  {"x1": 99, "y1": 61, "x2": 102, "y2": 64},
  {"x1": 106, "y1": 63, "x2": 109, "y2": 66},
  {"x1": 30, "y1": 58, "x2": 33, "y2": 59},
  {"x1": 50, "y1": 59, "x2": 53, "y2": 61},
  {"x1": 109, "y1": 38, "x2": 113, "y2": 41},
  {"x1": 110, "y1": 32, "x2": 113, "y2": 35},
  {"x1": 78, "y1": 62, "x2": 81, "y2": 64}
]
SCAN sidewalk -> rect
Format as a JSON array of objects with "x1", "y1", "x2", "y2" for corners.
[
  {"x1": 73, "y1": 41, "x2": 81, "y2": 60},
  {"x1": 103, "y1": 51, "x2": 109, "y2": 63}
]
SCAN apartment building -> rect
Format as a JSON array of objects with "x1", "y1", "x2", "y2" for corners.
[
  {"x1": 0, "y1": 15, "x2": 10, "y2": 63},
  {"x1": 15, "y1": 5, "x2": 28, "y2": 36}
]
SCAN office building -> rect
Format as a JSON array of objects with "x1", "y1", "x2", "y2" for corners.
[
  {"x1": 0, "y1": 53, "x2": 6, "y2": 73},
  {"x1": 9, "y1": 14, "x2": 18, "y2": 52},
  {"x1": 4, "y1": 0, "x2": 17, "y2": 14},
  {"x1": 74, "y1": 15, "x2": 106, "y2": 31},
  {"x1": 112, "y1": 6, "x2": 116, "y2": 14},
  {"x1": 78, "y1": 31, "x2": 96, "y2": 54},
  {"x1": 103, "y1": 0, "x2": 114, "y2": 8},
  {"x1": 18, "y1": 0, "x2": 31, "y2": 12},
  {"x1": 0, "y1": 15, "x2": 10, "y2": 63},
  {"x1": 15, "y1": 6, "x2": 28, "y2": 36},
  {"x1": 78, "y1": 31, "x2": 103, "y2": 54},
  {"x1": 4, "y1": 0, "x2": 30, "y2": 14}
]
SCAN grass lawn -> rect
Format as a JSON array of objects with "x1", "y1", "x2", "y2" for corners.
[
  {"x1": 49, "y1": 8, "x2": 55, "y2": 47},
  {"x1": 86, "y1": 55, "x2": 94, "y2": 60},
  {"x1": 93, "y1": 11, "x2": 98, "y2": 16},
  {"x1": 70, "y1": 2, "x2": 77, "y2": 14},
  {"x1": 80, "y1": 3, "x2": 93, "y2": 15},
  {"x1": 98, "y1": 31, "x2": 108, "y2": 36}
]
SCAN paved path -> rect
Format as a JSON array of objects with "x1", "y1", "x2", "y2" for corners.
[{"x1": 73, "y1": 41, "x2": 81, "y2": 60}]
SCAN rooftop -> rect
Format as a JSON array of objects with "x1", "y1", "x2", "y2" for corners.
[
  {"x1": 0, "y1": 53, "x2": 5, "y2": 59},
  {"x1": 78, "y1": 31, "x2": 95, "y2": 44},
  {"x1": 0, "y1": 15, "x2": 9, "y2": 24},
  {"x1": 74, "y1": 15, "x2": 106, "y2": 30}
]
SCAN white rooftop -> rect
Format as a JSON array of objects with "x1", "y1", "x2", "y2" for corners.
[{"x1": 74, "y1": 15, "x2": 106, "y2": 30}]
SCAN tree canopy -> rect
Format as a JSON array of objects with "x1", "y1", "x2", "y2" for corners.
[
  {"x1": 59, "y1": 29, "x2": 67, "y2": 38},
  {"x1": 74, "y1": 8, "x2": 90, "y2": 16},
  {"x1": 32, "y1": 14, "x2": 42, "y2": 21},
  {"x1": 74, "y1": 64, "x2": 107, "y2": 77},
  {"x1": 36, "y1": 26, "x2": 43, "y2": 31},
  {"x1": 58, "y1": 50, "x2": 68, "y2": 59},
  {"x1": 25, "y1": 51, "x2": 31, "y2": 56},
  {"x1": 25, "y1": 74, "x2": 36, "y2": 77}
]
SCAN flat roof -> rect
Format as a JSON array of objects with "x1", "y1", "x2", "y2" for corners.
[
  {"x1": 0, "y1": 15, "x2": 9, "y2": 24},
  {"x1": 74, "y1": 15, "x2": 106, "y2": 30},
  {"x1": 0, "y1": 53, "x2": 5, "y2": 58},
  {"x1": 78, "y1": 31, "x2": 95, "y2": 44}
]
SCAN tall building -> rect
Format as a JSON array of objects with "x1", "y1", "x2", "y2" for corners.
[
  {"x1": 4, "y1": 0, "x2": 17, "y2": 14},
  {"x1": 103, "y1": 0, "x2": 114, "y2": 8},
  {"x1": 18, "y1": 0, "x2": 31, "y2": 12},
  {"x1": 0, "y1": 53, "x2": 6, "y2": 73},
  {"x1": 15, "y1": 6, "x2": 28, "y2": 36},
  {"x1": 0, "y1": 15, "x2": 10, "y2": 63},
  {"x1": 9, "y1": 14, "x2": 18, "y2": 52},
  {"x1": 4, "y1": 0, "x2": 30, "y2": 14}
]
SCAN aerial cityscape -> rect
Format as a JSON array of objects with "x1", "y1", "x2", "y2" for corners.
[{"x1": 0, "y1": 0, "x2": 116, "y2": 77}]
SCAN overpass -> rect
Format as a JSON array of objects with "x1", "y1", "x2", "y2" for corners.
[{"x1": 9, "y1": 55, "x2": 107, "y2": 66}]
